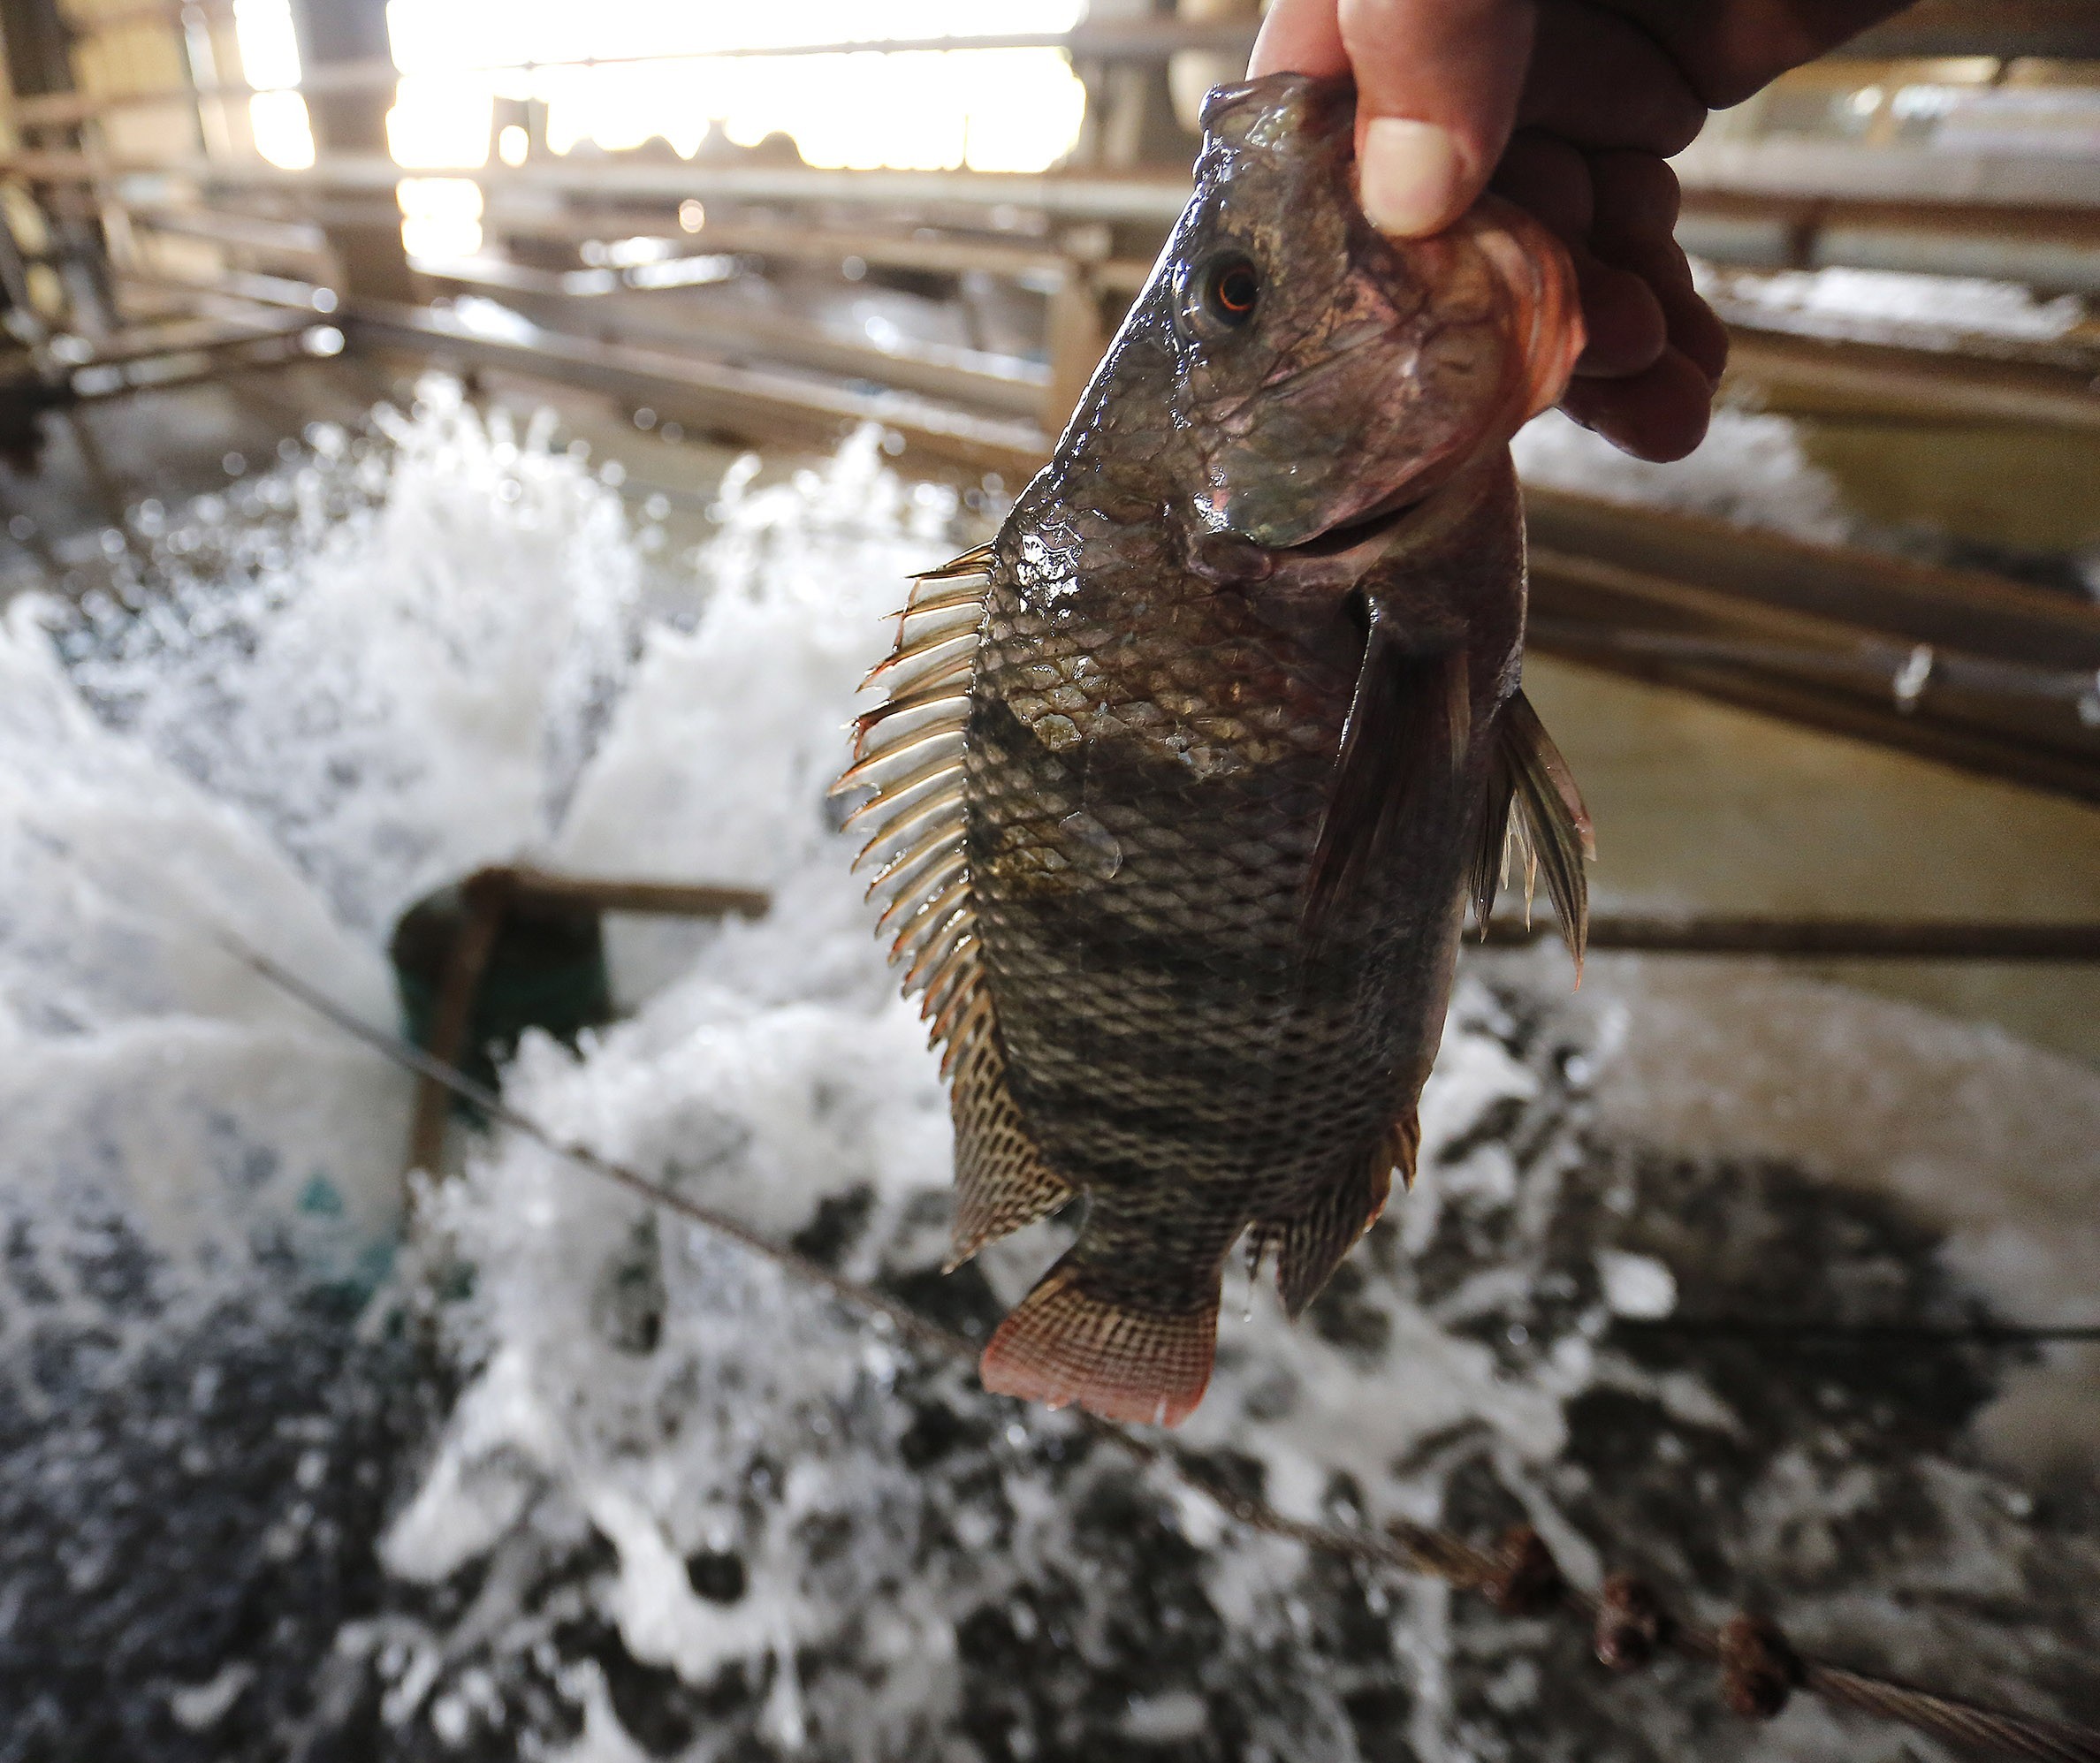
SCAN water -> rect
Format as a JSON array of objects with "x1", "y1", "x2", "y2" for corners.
[{"x1": 0, "y1": 383, "x2": 2093, "y2": 1759}]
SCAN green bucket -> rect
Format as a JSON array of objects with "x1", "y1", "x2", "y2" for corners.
[{"x1": 390, "y1": 877, "x2": 616, "y2": 1098}]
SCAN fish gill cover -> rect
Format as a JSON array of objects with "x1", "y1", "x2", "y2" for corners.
[{"x1": 0, "y1": 382, "x2": 2094, "y2": 1759}]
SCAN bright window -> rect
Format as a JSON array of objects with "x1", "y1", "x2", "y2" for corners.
[
  {"x1": 232, "y1": 0, "x2": 315, "y2": 169},
  {"x1": 381, "y1": 0, "x2": 1090, "y2": 173}
]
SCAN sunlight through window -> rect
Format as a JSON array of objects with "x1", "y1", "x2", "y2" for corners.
[
  {"x1": 397, "y1": 177, "x2": 484, "y2": 258},
  {"x1": 380, "y1": 0, "x2": 1090, "y2": 174},
  {"x1": 232, "y1": 0, "x2": 314, "y2": 169}
]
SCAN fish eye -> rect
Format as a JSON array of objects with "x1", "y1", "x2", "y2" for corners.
[{"x1": 1200, "y1": 253, "x2": 1260, "y2": 328}]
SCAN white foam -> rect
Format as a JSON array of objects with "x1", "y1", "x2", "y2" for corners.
[
  {"x1": 1513, "y1": 406, "x2": 1853, "y2": 546},
  {"x1": 1585, "y1": 959, "x2": 2100, "y2": 1468},
  {"x1": 3, "y1": 384, "x2": 2091, "y2": 1753},
  {"x1": 1704, "y1": 263, "x2": 2087, "y2": 345}
]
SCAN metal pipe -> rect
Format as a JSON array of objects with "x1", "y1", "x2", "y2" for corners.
[
  {"x1": 0, "y1": 148, "x2": 1201, "y2": 224},
  {"x1": 1523, "y1": 618, "x2": 2100, "y2": 714},
  {"x1": 339, "y1": 294, "x2": 1052, "y2": 472},
  {"x1": 1721, "y1": 328, "x2": 2100, "y2": 436},
  {"x1": 412, "y1": 256, "x2": 1053, "y2": 419},
  {"x1": 1674, "y1": 135, "x2": 2100, "y2": 211},
  {"x1": 1679, "y1": 194, "x2": 2100, "y2": 294},
  {"x1": 1523, "y1": 493, "x2": 2100, "y2": 674}
]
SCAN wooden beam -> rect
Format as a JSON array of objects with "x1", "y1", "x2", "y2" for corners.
[
  {"x1": 506, "y1": 868, "x2": 770, "y2": 920},
  {"x1": 1480, "y1": 913, "x2": 2100, "y2": 961},
  {"x1": 1721, "y1": 328, "x2": 2100, "y2": 434},
  {"x1": 1836, "y1": 0, "x2": 2100, "y2": 60},
  {"x1": 1524, "y1": 488, "x2": 2100, "y2": 672}
]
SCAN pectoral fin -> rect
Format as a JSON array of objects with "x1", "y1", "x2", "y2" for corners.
[
  {"x1": 1474, "y1": 690, "x2": 1594, "y2": 971},
  {"x1": 1304, "y1": 605, "x2": 1471, "y2": 941}
]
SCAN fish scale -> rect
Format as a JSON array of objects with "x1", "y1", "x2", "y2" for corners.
[{"x1": 837, "y1": 72, "x2": 1594, "y2": 1427}]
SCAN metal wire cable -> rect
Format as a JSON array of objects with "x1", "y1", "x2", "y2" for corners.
[{"x1": 220, "y1": 931, "x2": 2100, "y2": 1763}]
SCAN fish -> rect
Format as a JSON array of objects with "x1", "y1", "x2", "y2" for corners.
[{"x1": 834, "y1": 72, "x2": 1594, "y2": 1428}]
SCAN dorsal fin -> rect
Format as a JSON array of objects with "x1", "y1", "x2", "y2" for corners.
[
  {"x1": 1303, "y1": 604, "x2": 1470, "y2": 942},
  {"x1": 839, "y1": 543, "x2": 1073, "y2": 1263},
  {"x1": 943, "y1": 1004, "x2": 1073, "y2": 1268},
  {"x1": 839, "y1": 544, "x2": 990, "y2": 965},
  {"x1": 908, "y1": 542, "x2": 996, "y2": 583},
  {"x1": 1473, "y1": 690, "x2": 1593, "y2": 973}
]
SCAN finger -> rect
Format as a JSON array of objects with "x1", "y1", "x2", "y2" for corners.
[
  {"x1": 1586, "y1": 151, "x2": 1727, "y2": 384},
  {"x1": 1492, "y1": 135, "x2": 1664, "y2": 377},
  {"x1": 1661, "y1": 276, "x2": 1730, "y2": 387},
  {"x1": 1569, "y1": 255, "x2": 1670, "y2": 378},
  {"x1": 1489, "y1": 131, "x2": 1592, "y2": 235},
  {"x1": 1560, "y1": 346, "x2": 1715, "y2": 460},
  {"x1": 1335, "y1": 0, "x2": 1537, "y2": 236},
  {"x1": 1516, "y1": 0, "x2": 1706, "y2": 156},
  {"x1": 1608, "y1": 0, "x2": 1914, "y2": 109},
  {"x1": 1249, "y1": 0, "x2": 1351, "y2": 79},
  {"x1": 1618, "y1": 235, "x2": 1729, "y2": 389},
  {"x1": 1586, "y1": 148, "x2": 1682, "y2": 254}
]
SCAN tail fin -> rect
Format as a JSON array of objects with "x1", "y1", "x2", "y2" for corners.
[{"x1": 979, "y1": 1257, "x2": 1217, "y2": 1427}]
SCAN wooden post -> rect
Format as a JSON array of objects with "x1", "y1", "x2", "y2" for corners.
[
  {"x1": 398, "y1": 867, "x2": 771, "y2": 1182},
  {"x1": 404, "y1": 869, "x2": 510, "y2": 1180},
  {"x1": 0, "y1": 0, "x2": 117, "y2": 335},
  {"x1": 285, "y1": 0, "x2": 415, "y2": 302},
  {"x1": 1045, "y1": 224, "x2": 1110, "y2": 437}
]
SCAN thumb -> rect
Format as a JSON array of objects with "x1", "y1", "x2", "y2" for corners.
[{"x1": 1256, "y1": 0, "x2": 1535, "y2": 238}]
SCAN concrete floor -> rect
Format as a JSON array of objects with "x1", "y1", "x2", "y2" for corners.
[{"x1": 4, "y1": 352, "x2": 2095, "y2": 1070}]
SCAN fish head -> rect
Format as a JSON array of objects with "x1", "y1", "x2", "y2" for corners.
[{"x1": 1160, "y1": 73, "x2": 1582, "y2": 551}]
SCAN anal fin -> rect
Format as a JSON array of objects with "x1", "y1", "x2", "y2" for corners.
[
  {"x1": 1271, "y1": 1115, "x2": 1412, "y2": 1318},
  {"x1": 946, "y1": 1014, "x2": 1072, "y2": 1268},
  {"x1": 979, "y1": 1256, "x2": 1217, "y2": 1427}
]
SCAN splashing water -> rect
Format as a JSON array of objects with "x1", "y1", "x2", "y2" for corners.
[
  {"x1": 55, "y1": 384, "x2": 641, "y2": 934},
  {"x1": 1, "y1": 382, "x2": 2095, "y2": 1758}
]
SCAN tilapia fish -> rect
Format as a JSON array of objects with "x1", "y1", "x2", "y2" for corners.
[{"x1": 836, "y1": 73, "x2": 1594, "y2": 1426}]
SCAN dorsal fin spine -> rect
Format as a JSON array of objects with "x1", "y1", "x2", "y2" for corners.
[
  {"x1": 842, "y1": 545, "x2": 1071, "y2": 1271},
  {"x1": 862, "y1": 624, "x2": 979, "y2": 688},
  {"x1": 903, "y1": 911, "x2": 975, "y2": 992},
  {"x1": 898, "y1": 580, "x2": 988, "y2": 617},
  {"x1": 863, "y1": 826, "x2": 965, "y2": 904},
  {"x1": 908, "y1": 545, "x2": 993, "y2": 583},
  {"x1": 842, "y1": 756, "x2": 966, "y2": 833},
  {"x1": 876, "y1": 855, "x2": 968, "y2": 936},
  {"x1": 833, "y1": 732, "x2": 963, "y2": 796},
  {"x1": 854, "y1": 785, "x2": 965, "y2": 870},
  {"x1": 888, "y1": 880, "x2": 970, "y2": 961}
]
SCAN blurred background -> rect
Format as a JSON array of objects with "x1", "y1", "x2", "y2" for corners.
[
  {"x1": 1, "y1": 0, "x2": 2097, "y2": 1060},
  {"x1": 1, "y1": 4, "x2": 2099, "y2": 1759}
]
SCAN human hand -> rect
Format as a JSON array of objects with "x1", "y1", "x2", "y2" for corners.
[{"x1": 1250, "y1": 0, "x2": 1908, "y2": 460}]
